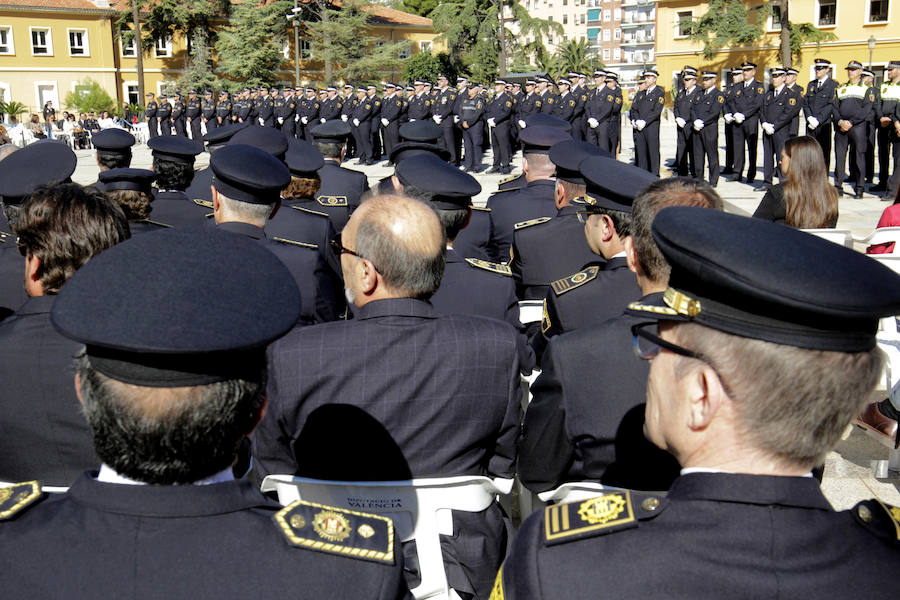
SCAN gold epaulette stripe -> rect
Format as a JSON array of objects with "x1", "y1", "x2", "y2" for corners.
[
  {"x1": 273, "y1": 237, "x2": 318, "y2": 249},
  {"x1": 192, "y1": 198, "x2": 214, "y2": 208},
  {"x1": 289, "y1": 205, "x2": 329, "y2": 217}
]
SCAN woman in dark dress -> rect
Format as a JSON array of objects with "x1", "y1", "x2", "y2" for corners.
[{"x1": 753, "y1": 135, "x2": 838, "y2": 228}]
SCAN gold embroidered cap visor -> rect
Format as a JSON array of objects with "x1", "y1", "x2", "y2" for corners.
[{"x1": 624, "y1": 207, "x2": 900, "y2": 353}]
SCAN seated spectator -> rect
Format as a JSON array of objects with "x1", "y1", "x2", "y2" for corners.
[
  {"x1": 84, "y1": 112, "x2": 101, "y2": 135},
  {"x1": 28, "y1": 114, "x2": 46, "y2": 139},
  {"x1": 867, "y1": 188, "x2": 900, "y2": 254},
  {"x1": 71, "y1": 114, "x2": 89, "y2": 149},
  {"x1": 753, "y1": 135, "x2": 838, "y2": 228},
  {"x1": 0, "y1": 122, "x2": 10, "y2": 146},
  {"x1": 97, "y1": 111, "x2": 116, "y2": 130},
  {"x1": 0, "y1": 182, "x2": 130, "y2": 487}
]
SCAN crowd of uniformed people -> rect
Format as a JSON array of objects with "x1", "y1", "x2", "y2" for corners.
[{"x1": 0, "y1": 61, "x2": 899, "y2": 598}]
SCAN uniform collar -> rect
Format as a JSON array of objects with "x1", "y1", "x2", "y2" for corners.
[
  {"x1": 445, "y1": 248, "x2": 463, "y2": 263},
  {"x1": 216, "y1": 220, "x2": 266, "y2": 240},
  {"x1": 668, "y1": 472, "x2": 832, "y2": 511},
  {"x1": 12, "y1": 294, "x2": 56, "y2": 315},
  {"x1": 355, "y1": 297, "x2": 437, "y2": 320},
  {"x1": 97, "y1": 464, "x2": 235, "y2": 486}
]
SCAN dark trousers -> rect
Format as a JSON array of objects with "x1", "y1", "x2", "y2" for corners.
[
  {"x1": 463, "y1": 123, "x2": 483, "y2": 170},
  {"x1": 834, "y1": 124, "x2": 868, "y2": 191},
  {"x1": 693, "y1": 125, "x2": 720, "y2": 187},
  {"x1": 634, "y1": 122, "x2": 660, "y2": 175},
  {"x1": 866, "y1": 123, "x2": 876, "y2": 183},
  {"x1": 453, "y1": 124, "x2": 464, "y2": 166},
  {"x1": 158, "y1": 118, "x2": 171, "y2": 136},
  {"x1": 188, "y1": 118, "x2": 202, "y2": 141},
  {"x1": 675, "y1": 126, "x2": 695, "y2": 177},
  {"x1": 809, "y1": 121, "x2": 832, "y2": 172},
  {"x1": 762, "y1": 128, "x2": 790, "y2": 184},
  {"x1": 383, "y1": 121, "x2": 400, "y2": 159},
  {"x1": 609, "y1": 118, "x2": 620, "y2": 158},
  {"x1": 353, "y1": 121, "x2": 372, "y2": 163},
  {"x1": 491, "y1": 121, "x2": 511, "y2": 167},
  {"x1": 147, "y1": 117, "x2": 159, "y2": 138},
  {"x1": 439, "y1": 123, "x2": 457, "y2": 164},
  {"x1": 723, "y1": 121, "x2": 735, "y2": 171},
  {"x1": 173, "y1": 118, "x2": 186, "y2": 137},
  {"x1": 204, "y1": 117, "x2": 217, "y2": 132},
  {"x1": 571, "y1": 116, "x2": 585, "y2": 141},
  {"x1": 733, "y1": 121, "x2": 758, "y2": 181},
  {"x1": 588, "y1": 122, "x2": 611, "y2": 152},
  {"x1": 878, "y1": 126, "x2": 900, "y2": 195},
  {"x1": 371, "y1": 123, "x2": 382, "y2": 160}
]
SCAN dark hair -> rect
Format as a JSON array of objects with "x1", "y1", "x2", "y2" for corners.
[
  {"x1": 283, "y1": 174, "x2": 321, "y2": 200},
  {"x1": 98, "y1": 150, "x2": 132, "y2": 170},
  {"x1": 632, "y1": 178, "x2": 722, "y2": 284},
  {"x1": 78, "y1": 354, "x2": 266, "y2": 484},
  {"x1": 105, "y1": 188, "x2": 153, "y2": 221},
  {"x1": 783, "y1": 136, "x2": 839, "y2": 228},
  {"x1": 14, "y1": 183, "x2": 130, "y2": 294},
  {"x1": 153, "y1": 156, "x2": 195, "y2": 190},
  {"x1": 595, "y1": 207, "x2": 632, "y2": 238},
  {"x1": 314, "y1": 140, "x2": 343, "y2": 159},
  {"x1": 435, "y1": 207, "x2": 469, "y2": 240}
]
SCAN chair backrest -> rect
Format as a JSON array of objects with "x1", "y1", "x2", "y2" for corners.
[
  {"x1": 802, "y1": 228, "x2": 853, "y2": 248},
  {"x1": 518, "y1": 299, "x2": 543, "y2": 326},
  {"x1": 870, "y1": 255, "x2": 900, "y2": 275},
  {"x1": 862, "y1": 227, "x2": 900, "y2": 256},
  {"x1": 261, "y1": 474, "x2": 513, "y2": 600},
  {"x1": 537, "y1": 481, "x2": 624, "y2": 504}
]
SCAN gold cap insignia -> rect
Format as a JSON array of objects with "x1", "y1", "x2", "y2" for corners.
[
  {"x1": 313, "y1": 510, "x2": 351, "y2": 542},
  {"x1": 578, "y1": 494, "x2": 627, "y2": 525},
  {"x1": 641, "y1": 497, "x2": 661, "y2": 512},
  {"x1": 664, "y1": 287, "x2": 702, "y2": 317}
]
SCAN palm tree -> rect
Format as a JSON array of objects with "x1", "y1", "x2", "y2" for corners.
[{"x1": 554, "y1": 39, "x2": 596, "y2": 76}]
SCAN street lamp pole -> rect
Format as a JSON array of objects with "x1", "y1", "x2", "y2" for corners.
[
  {"x1": 294, "y1": 0, "x2": 301, "y2": 87},
  {"x1": 868, "y1": 35, "x2": 877, "y2": 70}
]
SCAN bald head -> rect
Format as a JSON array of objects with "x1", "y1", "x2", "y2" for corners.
[
  {"x1": 0, "y1": 144, "x2": 19, "y2": 163},
  {"x1": 345, "y1": 195, "x2": 445, "y2": 301}
]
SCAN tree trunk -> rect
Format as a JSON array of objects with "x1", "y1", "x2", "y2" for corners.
[
  {"x1": 498, "y1": 1, "x2": 506, "y2": 77},
  {"x1": 133, "y1": 0, "x2": 145, "y2": 106},
  {"x1": 319, "y1": 0, "x2": 332, "y2": 83},
  {"x1": 779, "y1": 0, "x2": 791, "y2": 68}
]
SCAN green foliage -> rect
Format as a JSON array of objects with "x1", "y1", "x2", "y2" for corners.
[
  {"x1": 787, "y1": 22, "x2": 837, "y2": 61},
  {"x1": 401, "y1": 0, "x2": 438, "y2": 18},
  {"x1": 401, "y1": 50, "x2": 456, "y2": 84},
  {"x1": 126, "y1": 102, "x2": 144, "y2": 119},
  {"x1": 215, "y1": 0, "x2": 291, "y2": 87},
  {"x1": 307, "y1": 0, "x2": 407, "y2": 84},
  {"x1": 179, "y1": 29, "x2": 217, "y2": 92},
  {"x1": 553, "y1": 39, "x2": 597, "y2": 78},
  {"x1": 64, "y1": 79, "x2": 116, "y2": 114},
  {"x1": 0, "y1": 100, "x2": 28, "y2": 119},
  {"x1": 689, "y1": 0, "x2": 765, "y2": 60}
]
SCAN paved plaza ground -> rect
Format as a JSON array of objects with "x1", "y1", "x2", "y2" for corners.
[{"x1": 64, "y1": 119, "x2": 900, "y2": 508}]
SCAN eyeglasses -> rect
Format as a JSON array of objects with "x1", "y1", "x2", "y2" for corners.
[
  {"x1": 330, "y1": 233, "x2": 379, "y2": 272},
  {"x1": 576, "y1": 209, "x2": 600, "y2": 224},
  {"x1": 631, "y1": 322, "x2": 703, "y2": 361}
]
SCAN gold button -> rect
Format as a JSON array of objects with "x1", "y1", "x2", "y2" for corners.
[
  {"x1": 290, "y1": 514, "x2": 307, "y2": 529},
  {"x1": 641, "y1": 497, "x2": 660, "y2": 512},
  {"x1": 857, "y1": 505, "x2": 873, "y2": 523}
]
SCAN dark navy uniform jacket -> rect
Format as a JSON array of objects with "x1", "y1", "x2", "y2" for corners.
[
  {"x1": 151, "y1": 190, "x2": 209, "y2": 228},
  {"x1": 452, "y1": 207, "x2": 494, "y2": 261},
  {"x1": 509, "y1": 204, "x2": 598, "y2": 301},
  {"x1": 805, "y1": 77, "x2": 839, "y2": 124},
  {"x1": 0, "y1": 296, "x2": 95, "y2": 487},
  {"x1": 2, "y1": 474, "x2": 411, "y2": 599},
  {"x1": 0, "y1": 213, "x2": 26, "y2": 315},
  {"x1": 266, "y1": 204, "x2": 341, "y2": 279},
  {"x1": 495, "y1": 473, "x2": 900, "y2": 599},
  {"x1": 763, "y1": 85, "x2": 802, "y2": 133},
  {"x1": 496, "y1": 172, "x2": 525, "y2": 192},
  {"x1": 518, "y1": 292, "x2": 680, "y2": 494},
  {"x1": 629, "y1": 85, "x2": 665, "y2": 128},
  {"x1": 216, "y1": 221, "x2": 342, "y2": 325},
  {"x1": 691, "y1": 87, "x2": 725, "y2": 128},
  {"x1": 731, "y1": 80, "x2": 766, "y2": 128},
  {"x1": 486, "y1": 179, "x2": 558, "y2": 262},
  {"x1": 673, "y1": 86, "x2": 700, "y2": 121},
  {"x1": 315, "y1": 160, "x2": 369, "y2": 229},
  {"x1": 253, "y1": 297, "x2": 522, "y2": 599}
]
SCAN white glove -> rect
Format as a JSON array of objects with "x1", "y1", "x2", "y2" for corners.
[
  {"x1": 587, "y1": 117, "x2": 599, "y2": 128},
  {"x1": 487, "y1": 117, "x2": 496, "y2": 127},
  {"x1": 693, "y1": 119, "x2": 704, "y2": 131},
  {"x1": 734, "y1": 112, "x2": 745, "y2": 124},
  {"x1": 807, "y1": 116, "x2": 820, "y2": 129},
  {"x1": 301, "y1": 116, "x2": 308, "y2": 124},
  {"x1": 675, "y1": 117, "x2": 686, "y2": 128},
  {"x1": 409, "y1": 118, "x2": 416, "y2": 122},
  {"x1": 277, "y1": 117, "x2": 284, "y2": 125},
  {"x1": 258, "y1": 117, "x2": 264, "y2": 126},
  {"x1": 341, "y1": 114, "x2": 348, "y2": 122},
  {"x1": 634, "y1": 119, "x2": 646, "y2": 131},
  {"x1": 724, "y1": 113, "x2": 734, "y2": 124},
  {"x1": 320, "y1": 118, "x2": 326, "y2": 124},
  {"x1": 353, "y1": 118, "x2": 360, "y2": 127},
  {"x1": 762, "y1": 122, "x2": 775, "y2": 135},
  {"x1": 432, "y1": 115, "x2": 442, "y2": 124},
  {"x1": 517, "y1": 119, "x2": 526, "y2": 128},
  {"x1": 295, "y1": 114, "x2": 300, "y2": 122},
  {"x1": 381, "y1": 118, "x2": 389, "y2": 127},
  {"x1": 453, "y1": 115, "x2": 461, "y2": 124}
]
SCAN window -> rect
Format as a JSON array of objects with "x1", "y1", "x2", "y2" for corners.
[
  {"x1": 121, "y1": 36, "x2": 136, "y2": 57},
  {"x1": 579, "y1": 14, "x2": 585, "y2": 24},
  {"x1": 868, "y1": 0, "x2": 889, "y2": 22},
  {"x1": 602, "y1": 48, "x2": 610, "y2": 61},
  {"x1": 154, "y1": 36, "x2": 171, "y2": 58},
  {"x1": 603, "y1": 9, "x2": 611, "y2": 20},
  {"x1": 548, "y1": 15, "x2": 554, "y2": 21},
  {"x1": 614, "y1": 28, "x2": 621, "y2": 40},
  {"x1": 818, "y1": 0, "x2": 837, "y2": 26},
  {"x1": 68, "y1": 29, "x2": 88, "y2": 56},
  {"x1": 30, "y1": 27, "x2": 51, "y2": 55},
  {"x1": 0, "y1": 26, "x2": 12, "y2": 54},
  {"x1": 563, "y1": 14, "x2": 568, "y2": 24},
  {"x1": 613, "y1": 47, "x2": 621, "y2": 60},
  {"x1": 398, "y1": 46, "x2": 409, "y2": 60},
  {"x1": 676, "y1": 11, "x2": 693, "y2": 38},
  {"x1": 124, "y1": 83, "x2": 139, "y2": 106},
  {"x1": 603, "y1": 28, "x2": 611, "y2": 41},
  {"x1": 769, "y1": 5, "x2": 782, "y2": 31},
  {"x1": 419, "y1": 40, "x2": 431, "y2": 52},
  {"x1": 563, "y1": 0, "x2": 567, "y2": 5},
  {"x1": 300, "y1": 39, "x2": 312, "y2": 59},
  {"x1": 614, "y1": 8, "x2": 621, "y2": 20}
]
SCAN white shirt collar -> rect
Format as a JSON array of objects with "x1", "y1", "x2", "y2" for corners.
[
  {"x1": 609, "y1": 250, "x2": 627, "y2": 259},
  {"x1": 97, "y1": 463, "x2": 236, "y2": 486},
  {"x1": 646, "y1": 85, "x2": 656, "y2": 93},
  {"x1": 775, "y1": 84, "x2": 785, "y2": 93},
  {"x1": 681, "y1": 466, "x2": 813, "y2": 478}
]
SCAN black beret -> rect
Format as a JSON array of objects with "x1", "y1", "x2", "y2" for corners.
[
  {"x1": 310, "y1": 120, "x2": 352, "y2": 143},
  {"x1": 389, "y1": 141, "x2": 451, "y2": 164},
  {"x1": 285, "y1": 138, "x2": 325, "y2": 176},
  {"x1": 228, "y1": 125, "x2": 289, "y2": 160},
  {"x1": 202, "y1": 121, "x2": 248, "y2": 147},
  {"x1": 147, "y1": 136, "x2": 203, "y2": 164},
  {"x1": 399, "y1": 120, "x2": 442, "y2": 143},
  {"x1": 627, "y1": 207, "x2": 900, "y2": 351},
  {"x1": 98, "y1": 168, "x2": 156, "y2": 193},
  {"x1": 51, "y1": 226, "x2": 301, "y2": 386},
  {"x1": 549, "y1": 139, "x2": 608, "y2": 184},
  {"x1": 579, "y1": 155, "x2": 657, "y2": 213},
  {"x1": 91, "y1": 129, "x2": 135, "y2": 155},
  {"x1": 519, "y1": 125, "x2": 572, "y2": 154},
  {"x1": 0, "y1": 140, "x2": 77, "y2": 203},
  {"x1": 395, "y1": 154, "x2": 480, "y2": 209},
  {"x1": 211, "y1": 144, "x2": 291, "y2": 205}
]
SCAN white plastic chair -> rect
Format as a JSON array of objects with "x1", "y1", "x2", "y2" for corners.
[
  {"x1": 132, "y1": 122, "x2": 149, "y2": 144},
  {"x1": 802, "y1": 228, "x2": 854, "y2": 248},
  {"x1": 537, "y1": 481, "x2": 622, "y2": 504},
  {"x1": 854, "y1": 226, "x2": 900, "y2": 255},
  {"x1": 261, "y1": 474, "x2": 513, "y2": 600}
]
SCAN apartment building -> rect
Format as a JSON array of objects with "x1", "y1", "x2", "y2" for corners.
[
  {"x1": 585, "y1": 1, "x2": 624, "y2": 70},
  {"x1": 619, "y1": 0, "x2": 656, "y2": 87},
  {"x1": 522, "y1": 0, "x2": 591, "y2": 52}
]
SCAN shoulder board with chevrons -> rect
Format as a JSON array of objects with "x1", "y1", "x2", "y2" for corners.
[
  {"x1": 193, "y1": 198, "x2": 214, "y2": 208},
  {"x1": 316, "y1": 195, "x2": 349, "y2": 207},
  {"x1": 514, "y1": 217, "x2": 551, "y2": 230},
  {"x1": 274, "y1": 499, "x2": 396, "y2": 564},
  {"x1": 465, "y1": 258, "x2": 512, "y2": 276},
  {"x1": 0, "y1": 481, "x2": 43, "y2": 520},
  {"x1": 289, "y1": 205, "x2": 329, "y2": 217},
  {"x1": 551, "y1": 265, "x2": 599, "y2": 296},
  {"x1": 273, "y1": 237, "x2": 318, "y2": 249}
]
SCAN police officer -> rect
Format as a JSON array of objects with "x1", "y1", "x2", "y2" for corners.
[
  {"x1": 256, "y1": 88, "x2": 275, "y2": 127},
  {"x1": 673, "y1": 67, "x2": 700, "y2": 177},
  {"x1": 487, "y1": 79, "x2": 514, "y2": 174},
  {"x1": 875, "y1": 60, "x2": 900, "y2": 197},
  {"x1": 517, "y1": 79, "x2": 540, "y2": 134},
  {"x1": 433, "y1": 74, "x2": 458, "y2": 163},
  {"x1": 145, "y1": 92, "x2": 159, "y2": 138},
  {"x1": 97, "y1": 168, "x2": 170, "y2": 235},
  {"x1": 552, "y1": 78, "x2": 576, "y2": 127},
  {"x1": 379, "y1": 83, "x2": 404, "y2": 159},
  {"x1": 185, "y1": 90, "x2": 202, "y2": 140},
  {"x1": 299, "y1": 87, "x2": 320, "y2": 141},
  {"x1": 732, "y1": 62, "x2": 765, "y2": 184},
  {"x1": 318, "y1": 86, "x2": 344, "y2": 123},
  {"x1": 340, "y1": 84, "x2": 358, "y2": 158},
  {"x1": 460, "y1": 83, "x2": 485, "y2": 173},
  {"x1": 310, "y1": 120, "x2": 369, "y2": 226},
  {"x1": 630, "y1": 69, "x2": 665, "y2": 175},
  {"x1": 585, "y1": 74, "x2": 616, "y2": 152},
  {"x1": 407, "y1": 80, "x2": 432, "y2": 121},
  {"x1": 858, "y1": 69, "x2": 878, "y2": 186},
  {"x1": 156, "y1": 93, "x2": 172, "y2": 136},
  {"x1": 273, "y1": 87, "x2": 292, "y2": 135},
  {"x1": 215, "y1": 90, "x2": 232, "y2": 127},
  {"x1": 171, "y1": 91, "x2": 186, "y2": 137},
  {"x1": 90, "y1": 128, "x2": 135, "y2": 190},
  {"x1": 805, "y1": 58, "x2": 839, "y2": 172},
  {"x1": 785, "y1": 68, "x2": 803, "y2": 136},
  {"x1": 605, "y1": 72, "x2": 624, "y2": 156},
  {"x1": 201, "y1": 89, "x2": 217, "y2": 131},
  {"x1": 366, "y1": 85, "x2": 383, "y2": 161},
  {"x1": 761, "y1": 67, "x2": 802, "y2": 187},
  {"x1": 146, "y1": 135, "x2": 205, "y2": 227},
  {"x1": 834, "y1": 60, "x2": 875, "y2": 198},
  {"x1": 722, "y1": 67, "x2": 743, "y2": 176},
  {"x1": 569, "y1": 72, "x2": 589, "y2": 141},
  {"x1": 537, "y1": 77, "x2": 557, "y2": 114},
  {"x1": 691, "y1": 71, "x2": 725, "y2": 187},
  {"x1": 351, "y1": 87, "x2": 375, "y2": 165}
]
